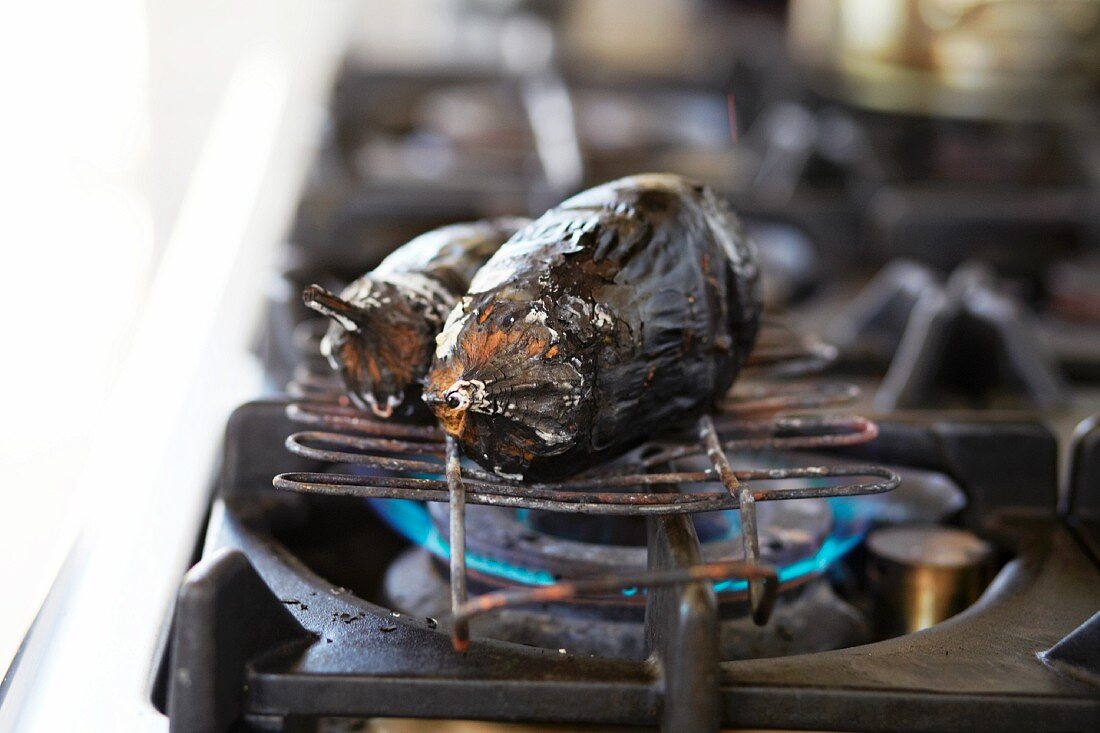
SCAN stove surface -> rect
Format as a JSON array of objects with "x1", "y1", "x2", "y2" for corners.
[{"x1": 157, "y1": 400, "x2": 1099, "y2": 732}]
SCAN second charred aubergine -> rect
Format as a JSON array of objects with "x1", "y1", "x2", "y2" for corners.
[
  {"x1": 303, "y1": 217, "x2": 528, "y2": 418},
  {"x1": 423, "y1": 174, "x2": 762, "y2": 480}
]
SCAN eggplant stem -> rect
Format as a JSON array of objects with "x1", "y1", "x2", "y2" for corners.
[{"x1": 303, "y1": 284, "x2": 364, "y2": 332}]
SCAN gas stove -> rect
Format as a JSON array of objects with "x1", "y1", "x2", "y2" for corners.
[
  {"x1": 156, "y1": 384, "x2": 1099, "y2": 733},
  {"x1": 4, "y1": 3, "x2": 1100, "y2": 733},
  {"x1": 196, "y1": 48, "x2": 1100, "y2": 729}
]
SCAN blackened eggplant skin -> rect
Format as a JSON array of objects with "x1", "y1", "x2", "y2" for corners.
[
  {"x1": 303, "y1": 217, "x2": 528, "y2": 419},
  {"x1": 424, "y1": 174, "x2": 761, "y2": 480}
]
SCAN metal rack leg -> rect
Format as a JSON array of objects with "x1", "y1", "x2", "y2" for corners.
[
  {"x1": 446, "y1": 437, "x2": 470, "y2": 652},
  {"x1": 699, "y1": 414, "x2": 776, "y2": 625},
  {"x1": 645, "y1": 514, "x2": 720, "y2": 733}
]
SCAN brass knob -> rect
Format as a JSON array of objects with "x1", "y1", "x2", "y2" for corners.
[{"x1": 867, "y1": 525, "x2": 994, "y2": 637}]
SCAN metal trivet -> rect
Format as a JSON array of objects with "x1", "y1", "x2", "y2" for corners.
[{"x1": 274, "y1": 322, "x2": 899, "y2": 651}]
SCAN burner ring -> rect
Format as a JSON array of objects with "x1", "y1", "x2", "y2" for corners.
[{"x1": 422, "y1": 495, "x2": 833, "y2": 584}]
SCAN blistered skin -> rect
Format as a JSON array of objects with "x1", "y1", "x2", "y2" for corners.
[
  {"x1": 303, "y1": 217, "x2": 528, "y2": 418},
  {"x1": 424, "y1": 174, "x2": 762, "y2": 480}
]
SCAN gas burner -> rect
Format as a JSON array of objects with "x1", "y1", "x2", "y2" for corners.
[
  {"x1": 383, "y1": 547, "x2": 869, "y2": 660},
  {"x1": 827, "y1": 260, "x2": 1073, "y2": 409},
  {"x1": 373, "y1": 476, "x2": 871, "y2": 660},
  {"x1": 160, "y1": 400, "x2": 1100, "y2": 732},
  {"x1": 876, "y1": 262, "x2": 1071, "y2": 410},
  {"x1": 422, "y1": 490, "x2": 837, "y2": 583},
  {"x1": 735, "y1": 103, "x2": 1099, "y2": 275}
]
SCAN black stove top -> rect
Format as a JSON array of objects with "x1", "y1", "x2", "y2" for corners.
[{"x1": 158, "y1": 400, "x2": 1100, "y2": 732}]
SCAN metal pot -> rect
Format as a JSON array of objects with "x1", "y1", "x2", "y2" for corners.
[{"x1": 789, "y1": 0, "x2": 1100, "y2": 120}]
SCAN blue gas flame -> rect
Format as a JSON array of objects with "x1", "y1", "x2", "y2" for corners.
[
  {"x1": 370, "y1": 498, "x2": 558, "y2": 585},
  {"x1": 368, "y1": 494, "x2": 869, "y2": 592}
]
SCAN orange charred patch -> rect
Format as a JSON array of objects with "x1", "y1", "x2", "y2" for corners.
[
  {"x1": 476, "y1": 304, "x2": 495, "y2": 324},
  {"x1": 429, "y1": 327, "x2": 529, "y2": 406},
  {"x1": 424, "y1": 318, "x2": 551, "y2": 446},
  {"x1": 339, "y1": 320, "x2": 430, "y2": 400},
  {"x1": 376, "y1": 321, "x2": 425, "y2": 382},
  {"x1": 525, "y1": 337, "x2": 548, "y2": 358},
  {"x1": 363, "y1": 353, "x2": 383, "y2": 382},
  {"x1": 435, "y1": 405, "x2": 468, "y2": 439},
  {"x1": 459, "y1": 324, "x2": 533, "y2": 367},
  {"x1": 424, "y1": 349, "x2": 471, "y2": 439},
  {"x1": 338, "y1": 342, "x2": 364, "y2": 378},
  {"x1": 496, "y1": 434, "x2": 536, "y2": 462},
  {"x1": 426, "y1": 357, "x2": 465, "y2": 399}
]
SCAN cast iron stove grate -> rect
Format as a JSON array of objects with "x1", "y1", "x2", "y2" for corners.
[{"x1": 162, "y1": 325, "x2": 1100, "y2": 733}]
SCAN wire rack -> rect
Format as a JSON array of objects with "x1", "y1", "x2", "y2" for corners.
[{"x1": 274, "y1": 320, "x2": 899, "y2": 651}]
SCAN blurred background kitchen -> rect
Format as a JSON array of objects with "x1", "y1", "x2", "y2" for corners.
[{"x1": 2, "y1": 0, "x2": 1099, "y2": 679}]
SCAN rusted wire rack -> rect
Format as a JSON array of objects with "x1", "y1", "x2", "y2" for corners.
[{"x1": 274, "y1": 322, "x2": 899, "y2": 651}]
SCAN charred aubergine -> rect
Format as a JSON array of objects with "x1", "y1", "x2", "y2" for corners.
[
  {"x1": 423, "y1": 174, "x2": 762, "y2": 480},
  {"x1": 303, "y1": 217, "x2": 528, "y2": 418}
]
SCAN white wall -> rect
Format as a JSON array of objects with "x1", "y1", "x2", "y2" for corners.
[
  {"x1": 0, "y1": 0, "x2": 154, "y2": 672},
  {"x1": 0, "y1": 0, "x2": 350, "y2": 675}
]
